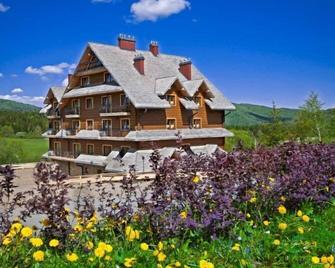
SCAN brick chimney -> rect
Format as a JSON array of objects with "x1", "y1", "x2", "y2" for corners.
[
  {"x1": 133, "y1": 54, "x2": 145, "y2": 75},
  {"x1": 149, "y1": 41, "x2": 159, "y2": 56},
  {"x1": 118, "y1": 34, "x2": 136, "y2": 51},
  {"x1": 179, "y1": 59, "x2": 192, "y2": 80}
]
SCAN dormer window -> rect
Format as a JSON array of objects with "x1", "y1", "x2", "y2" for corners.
[
  {"x1": 104, "y1": 73, "x2": 113, "y2": 84},
  {"x1": 166, "y1": 94, "x2": 176, "y2": 106},
  {"x1": 81, "y1": 76, "x2": 90, "y2": 87},
  {"x1": 166, "y1": 118, "x2": 176, "y2": 130},
  {"x1": 193, "y1": 118, "x2": 201, "y2": 129},
  {"x1": 193, "y1": 96, "x2": 201, "y2": 106}
]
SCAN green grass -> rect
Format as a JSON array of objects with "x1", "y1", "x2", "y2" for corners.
[{"x1": 4, "y1": 138, "x2": 48, "y2": 163}]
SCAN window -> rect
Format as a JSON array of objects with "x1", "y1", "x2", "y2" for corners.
[
  {"x1": 72, "y1": 120, "x2": 80, "y2": 133},
  {"x1": 87, "y1": 144, "x2": 94, "y2": 155},
  {"x1": 193, "y1": 96, "x2": 202, "y2": 106},
  {"x1": 166, "y1": 94, "x2": 176, "y2": 106},
  {"x1": 101, "y1": 96, "x2": 111, "y2": 112},
  {"x1": 81, "y1": 76, "x2": 90, "y2": 87},
  {"x1": 86, "y1": 120, "x2": 94, "y2": 130},
  {"x1": 54, "y1": 142, "x2": 61, "y2": 156},
  {"x1": 73, "y1": 143, "x2": 81, "y2": 158},
  {"x1": 166, "y1": 119, "x2": 176, "y2": 130},
  {"x1": 102, "y1": 145, "x2": 112, "y2": 156},
  {"x1": 72, "y1": 99, "x2": 80, "y2": 114},
  {"x1": 52, "y1": 101, "x2": 58, "y2": 109},
  {"x1": 120, "y1": 118, "x2": 130, "y2": 131},
  {"x1": 104, "y1": 73, "x2": 113, "y2": 84},
  {"x1": 193, "y1": 118, "x2": 201, "y2": 129},
  {"x1": 101, "y1": 120, "x2": 112, "y2": 136},
  {"x1": 54, "y1": 121, "x2": 60, "y2": 132},
  {"x1": 120, "y1": 94, "x2": 129, "y2": 106},
  {"x1": 85, "y1": 98, "x2": 93, "y2": 110}
]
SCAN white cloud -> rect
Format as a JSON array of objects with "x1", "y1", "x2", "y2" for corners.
[
  {"x1": 0, "y1": 95, "x2": 44, "y2": 107},
  {"x1": 62, "y1": 77, "x2": 68, "y2": 86},
  {"x1": 0, "y1": 3, "x2": 10, "y2": 12},
  {"x1": 91, "y1": 0, "x2": 113, "y2": 3},
  {"x1": 11, "y1": 88, "x2": 23, "y2": 94},
  {"x1": 0, "y1": 73, "x2": 3, "y2": 77},
  {"x1": 130, "y1": 0, "x2": 190, "y2": 22},
  {"x1": 25, "y1": 62, "x2": 75, "y2": 76}
]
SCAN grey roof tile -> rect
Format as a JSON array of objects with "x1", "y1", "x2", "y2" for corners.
[
  {"x1": 63, "y1": 84, "x2": 123, "y2": 98},
  {"x1": 179, "y1": 98, "x2": 199, "y2": 110},
  {"x1": 75, "y1": 154, "x2": 107, "y2": 166}
]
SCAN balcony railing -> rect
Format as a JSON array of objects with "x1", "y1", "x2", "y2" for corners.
[
  {"x1": 76, "y1": 60, "x2": 103, "y2": 73},
  {"x1": 66, "y1": 128, "x2": 80, "y2": 136},
  {"x1": 99, "y1": 128, "x2": 130, "y2": 137},
  {"x1": 49, "y1": 151, "x2": 77, "y2": 159},
  {"x1": 44, "y1": 129, "x2": 59, "y2": 136},
  {"x1": 46, "y1": 108, "x2": 60, "y2": 118},
  {"x1": 100, "y1": 104, "x2": 131, "y2": 114}
]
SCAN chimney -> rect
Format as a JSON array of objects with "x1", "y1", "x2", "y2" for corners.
[
  {"x1": 118, "y1": 34, "x2": 136, "y2": 51},
  {"x1": 149, "y1": 41, "x2": 159, "y2": 56},
  {"x1": 179, "y1": 59, "x2": 192, "y2": 80},
  {"x1": 133, "y1": 54, "x2": 145, "y2": 75}
]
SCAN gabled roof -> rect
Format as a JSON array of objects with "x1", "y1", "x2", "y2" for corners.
[
  {"x1": 63, "y1": 84, "x2": 122, "y2": 98},
  {"x1": 183, "y1": 79, "x2": 204, "y2": 96},
  {"x1": 44, "y1": 86, "x2": 66, "y2": 104},
  {"x1": 85, "y1": 42, "x2": 235, "y2": 110},
  {"x1": 179, "y1": 98, "x2": 198, "y2": 110}
]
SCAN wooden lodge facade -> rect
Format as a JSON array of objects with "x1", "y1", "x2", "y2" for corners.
[{"x1": 41, "y1": 34, "x2": 235, "y2": 175}]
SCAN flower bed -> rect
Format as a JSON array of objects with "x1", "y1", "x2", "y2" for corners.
[{"x1": 0, "y1": 142, "x2": 334, "y2": 267}]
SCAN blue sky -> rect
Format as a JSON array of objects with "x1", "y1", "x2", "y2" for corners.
[{"x1": 0, "y1": 0, "x2": 334, "y2": 108}]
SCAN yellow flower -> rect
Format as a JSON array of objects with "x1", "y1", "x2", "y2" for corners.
[
  {"x1": 180, "y1": 211, "x2": 187, "y2": 219},
  {"x1": 157, "y1": 252, "x2": 167, "y2": 262},
  {"x1": 280, "y1": 196, "x2": 286, "y2": 202},
  {"x1": 153, "y1": 250, "x2": 159, "y2": 256},
  {"x1": 86, "y1": 222, "x2": 94, "y2": 230},
  {"x1": 66, "y1": 253, "x2": 79, "y2": 262},
  {"x1": 328, "y1": 255, "x2": 334, "y2": 264},
  {"x1": 158, "y1": 241, "x2": 164, "y2": 251},
  {"x1": 104, "y1": 255, "x2": 112, "y2": 261},
  {"x1": 30, "y1": 238, "x2": 43, "y2": 247},
  {"x1": 10, "y1": 222, "x2": 23, "y2": 234},
  {"x1": 140, "y1": 242, "x2": 149, "y2": 251},
  {"x1": 277, "y1": 205, "x2": 287, "y2": 215},
  {"x1": 263, "y1": 220, "x2": 270, "y2": 226},
  {"x1": 21, "y1": 227, "x2": 33, "y2": 238},
  {"x1": 94, "y1": 247, "x2": 105, "y2": 258},
  {"x1": 232, "y1": 243, "x2": 240, "y2": 251},
  {"x1": 49, "y1": 239, "x2": 59, "y2": 247},
  {"x1": 125, "y1": 226, "x2": 139, "y2": 241},
  {"x1": 33, "y1": 250, "x2": 45, "y2": 262},
  {"x1": 105, "y1": 244, "x2": 113, "y2": 253},
  {"x1": 321, "y1": 256, "x2": 329, "y2": 264},
  {"x1": 193, "y1": 176, "x2": 200, "y2": 183},
  {"x1": 86, "y1": 241, "x2": 94, "y2": 250},
  {"x1": 297, "y1": 227, "x2": 304, "y2": 234},
  {"x1": 74, "y1": 224, "x2": 83, "y2": 232},
  {"x1": 302, "y1": 215, "x2": 310, "y2": 222},
  {"x1": 311, "y1": 256, "x2": 320, "y2": 264},
  {"x1": 135, "y1": 230, "x2": 140, "y2": 239},
  {"x1": 297, "y1": 210, "x2": 303, "y2": 217},
  {"x1": 41, "y1": 219, "x2": 50, "y2": 227},
  {"x1": 199, "y1": 259, "x2": 215, "y2": 268},
  {"x1": 124, "y1": 257, "x2": 136, "y2": 267},
  {"x1": 2, "y1": 237, "x2": 11, "y2": 246},
  {"x1": 273, "y1": 239, "x2": 280, "y2": 246},
  {"x1": 278, "y1": 222, "x2": 287, "y2": 231},
  {"x1": 157, "y1": 265, "x2": 163, "y2": 268},
  {"x1": 175, "y1": 261, "x2": 181, "y2": 267},
  {"x1": 246, "y1": 213, "x2": 251, "y2": 218},
  {"x1": 249, "y1": 197, "x2": 257, "y2": 203}
]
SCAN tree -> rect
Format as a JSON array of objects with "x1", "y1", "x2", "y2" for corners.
[
  {"x1": 0, "y1": 125, "x2": 14, "y2": 137},
  {"x1": 0, "y1": 139, "x2": 24, "y2": 164},
  {"x1": 295, "y1": 92, "x2": 325, "y2": 142}
]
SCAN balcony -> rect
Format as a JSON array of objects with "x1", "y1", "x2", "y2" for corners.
[
  {"x1": 65, "y1": 107, "x2": 80, "y2": 118},
  {"x1": 99, "y1": 128, "x2": 130, "y2": 137},
  {"x1": 99, "y1": 105, "x2": 131, "y2": 117},
  {"x1": 46, "y1": 108, "x2": 60, "y2": 119},
  {"x1": 76, "y1": 60, "x2": 104, "y2": 75},
  {"x1": 48, "y1": 150, "x2": 77, "y2": 161},
  {"x1": 66, "y1": 128, "x2": 80, "y2": 136}
]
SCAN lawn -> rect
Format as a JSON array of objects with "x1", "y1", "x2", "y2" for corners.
[{"x1": 4, "y1": 137, "x2": 48, "y2": 163}]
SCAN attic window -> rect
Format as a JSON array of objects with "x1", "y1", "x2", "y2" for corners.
[
  {"x1": 81, "y1": 76, "x2": 90, "y2": 87},
  {"x1": 166, "y1": 94, "x2": 176, "y2": 106},
  {"x1": 193, "y1": 96, "x2": 201, "y2": 106},
  {"x1": 104, "y1": 73, "x2": 113, "y2": 84}
]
